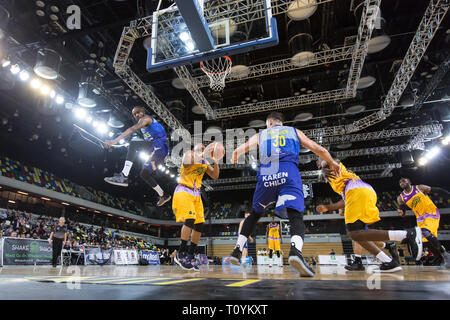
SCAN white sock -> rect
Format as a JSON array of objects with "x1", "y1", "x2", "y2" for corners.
[
  {"x1": 388, "y1": 230, "x2": 407, "y2": 241},
  {"x1": 153, "y1": 185, "x2": 164, "y2": 197},
  {"x1": 236, "y1": 235, "x2": 247, "y2": 252},
  {"x1": 376, "y1": 251, "x2": 392, "y2": 263},
  {"x1": 354, "y1": 254, "x2": 362, "y2": 258},
  {"x1": 291, "y1": 235, "x2": 304, "y2": 252},
  {"x1": 121, "y1": 161, "x2": 133, "y2": 177}
]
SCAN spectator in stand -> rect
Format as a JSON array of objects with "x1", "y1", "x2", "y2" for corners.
[
  {"x1": 329, "y1": 249, "x2": 335, "y2": 256},
  {"x1": 4, "y1": 226, "x2": 13, "y2": 237}
]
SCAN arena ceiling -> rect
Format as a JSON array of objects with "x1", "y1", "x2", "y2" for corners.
[{"x1": 0, "y1": 0, "x2": 449, "y2": 201}]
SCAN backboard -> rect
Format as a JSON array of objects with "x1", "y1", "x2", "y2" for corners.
[{"x1": 147, "y1": 0, "x2": 278, "y2": 72}]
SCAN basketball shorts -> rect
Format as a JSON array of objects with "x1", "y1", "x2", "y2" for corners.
[
  {"x1": 243, "y1": 242, "x2": 248, "y2": 249},
  {"x1": 344, "y1": 187, "x2": 380, "y2": 226},
  {"x1": 172, "y1": 185, "x2": 204, "y2": 224},
  {"x1": 252, "y1": 162, "x2": 304, "y2": 219},
  {"x1": 268, "y1": 238, "x2": 281, "y2": 251},
  {"x1": 417, "y1": 211, "x2": 440, "y2": 242},
  {"x1": 142, "y1": 140, "x2": 169, "y2": 174}
]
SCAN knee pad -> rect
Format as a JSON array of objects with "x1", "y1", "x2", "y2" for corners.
[
  {"x1": 193, "y1": 223, "x2": 203, "y2": 233},
  {"x1": 287, "y1": 208, "x2": 305, "y2": 238},
  {"x1": 184, "y1": 219, "x2": 195, "y2": 229},
  {"x1": 240, "y1": 211, "x2": 262, "y2": 237}
]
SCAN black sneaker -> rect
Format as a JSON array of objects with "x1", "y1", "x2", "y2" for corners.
[
  {"x1": 345, "y1": 259, "x2": 365, "y2": 271},
  {"x1": 157, "y1": 194, "x2": 172, "y2": 206},
  {"x1": 288, "y1": 243, "x2": 315, "y2": 277},
  {"x1": 104, "y1": 172, "x2": 128, "y2": 187},
  {"x1": 188, "y1": 254, "x2": 200, "y2": 272},
  {"x1": 373, "y1": 259, "x2": 402, "y2": 273},
  {"x1": 229, "y1": 246, "x2": 242, "y2": 266},
  {"x1": 386, "y1": 242, "x2": 400, "y2": 265},
  {"x1": 174, "y1": 252, "x2": 193, "y2": 270},
  {"x1": 406, "y1": 227, "x2": 423, "y2": 261}
]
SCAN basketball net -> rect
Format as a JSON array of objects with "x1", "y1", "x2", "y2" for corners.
[{"x1": 200, "y1": 56, "x2": 232, "y2": 91}]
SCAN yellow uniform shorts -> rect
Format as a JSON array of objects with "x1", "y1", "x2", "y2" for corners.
[
  {"x1": 172, "y1": 185, "x2": 204, "y2": 224},
  {"x1": 417, "y1": 216, "x2": 439, "y2": 242},
  {"x1": 268, "y1": 238, "x2": 281, "y2": 251},
  {"x1": 345, "y1": 187, "x2": 380, "y2": 225}
]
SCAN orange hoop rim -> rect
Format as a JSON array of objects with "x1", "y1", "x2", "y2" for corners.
[{"x1": 200, "y1": 56, "x2": 232, "y2": 75}]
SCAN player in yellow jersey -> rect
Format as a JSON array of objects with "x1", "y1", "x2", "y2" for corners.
[
  {"x1": 397, "y1": 177, "x2": 450, "y2": 268},
  {"x1": 317, "y1": 156, "x2": 423, "y2": 272},
  {"x1": 266, "y1": 216, "x2": 282, "y2": 267},
  {"x1": 173, "y1": 143, "x2": 220, "y2": 271}
]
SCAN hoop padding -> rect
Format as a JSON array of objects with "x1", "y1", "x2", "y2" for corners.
[{"x1": 200, "y1": 56, "x2": 232, "y2": 91}]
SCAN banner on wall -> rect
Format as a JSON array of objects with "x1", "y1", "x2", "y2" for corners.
[
  {"x1": 141, "y1": 251, "x2": 160, "y2": 265},
  {"x1": 1, "y1": 238, "x2": 52, "y2": 266},
  {"x1": 84, "y1": 247, "x2": 113, "y2": 265},
  {"x1": 113, "y1": 249, "x2": 139, "y2": 265}
]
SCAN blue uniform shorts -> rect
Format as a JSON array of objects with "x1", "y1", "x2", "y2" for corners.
[
  {"x1": 252, "y1": 162, "x2": 305, "y2": 219},
  {"x1": 142, "y1": 140, "x2": 169, "y2": 173}
]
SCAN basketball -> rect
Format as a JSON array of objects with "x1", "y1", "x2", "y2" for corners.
[{"x1": 205, "y1": 142, "x2": 225, "y2": 161}]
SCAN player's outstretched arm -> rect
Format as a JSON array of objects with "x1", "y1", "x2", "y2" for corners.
[
  {"x1": 418, "y1": 184, "x2": 449, "y2": 196},
  {"x1": 206, "y1": 161, "x2": 220, "y2": 180},
  {"x1": 232, "y1": 133, "x2": 259, "y2": 164},
  {"x1": 397, "y1": 195, "x2": 407, "y2": 217},
  {"x1": 296, "y1": 129, "x2": 340, "y2": 176},
  {"x1": 104, "y1": 116, "x2": 152, "y2": 148}
]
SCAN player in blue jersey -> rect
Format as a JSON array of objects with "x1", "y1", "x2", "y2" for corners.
[
  {"x1": 228, "y1": 112, "x2": 340, "y2": 277},
  {"x1": 103, "y1": 106, "x2": 171, "y2": 206}
]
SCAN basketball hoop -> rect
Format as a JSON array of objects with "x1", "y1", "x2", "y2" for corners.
[{"x1": 200, "y1": 56, "x2": 232, "y2": 91}]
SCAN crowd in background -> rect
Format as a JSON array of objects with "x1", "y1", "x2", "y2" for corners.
[
  {"x1": 0, "y1": 208, "x2": 158, "y2": 251},
  {"x1": 0, "y1": 156, "x2": 143, "y2": 216}
]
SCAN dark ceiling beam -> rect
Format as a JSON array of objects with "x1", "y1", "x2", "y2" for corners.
[{"x1": 47, "y1": 18, "x2": 132, "y2": 44}]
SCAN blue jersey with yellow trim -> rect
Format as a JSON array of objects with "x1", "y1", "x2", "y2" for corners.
[
  {"x1": 259, "y1": 125, "x2": 300, "y2": 166},
  {"x1": 140, "y1": 115, "x2": 167, "y2": 142}
]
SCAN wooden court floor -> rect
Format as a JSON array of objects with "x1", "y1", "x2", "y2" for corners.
[{"x1": 0, "y1": 264, "x2": 449, "y2": 300}]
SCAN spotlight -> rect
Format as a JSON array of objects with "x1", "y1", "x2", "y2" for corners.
[
  {"x1": 30, "y1": 78, "x2": 42, "y2": 89},
  {"x1": 176, "y1": 177, "x2": 181, "y2": 183},
  {"x1": 92, "y1": 120, "x2": 99, "y2": 128},
  {"x1": 119, "y1": 139, "x2": 125, "y2": 144},
  {"x1": 1, "y1": 59, "x2": 10, "y2": 68},
  {"x1": 139, "y1": 151, "x2": 150, "y2": 161},
  {"x1": 74, "y1": 108, "x2": 87, "y2": 119},
  {"x1": 426, "y1": 146, "x2": 440, "y2": 159},
  {"x1": 86, "y1": 116, "x2": 93, "y2": 123},
  {"x1": 418, "y1": 157, "x2": 428, "y2": 166},
  {"x1": 19, "y1": 70, "x2": 30, "y2": 81},
  {"x1": 55, "y1": 95, "x2": 64, "y2": 104},
  {"x1": 166, "y1": 170, "x2": 170, "y2": 175},
  {"x1": 108, "y1": 132, "x2": 114, "y2": 138},
  {"x1": 170, "y1": 174, "x2": 175, "y2": 178},
  {"x1": 49, "y1": 90, "x2": 56, "y2": 98},
  {"x1": 10, "y1": 64, "x2": 20, "y2": 75},
  {"x1": 179, "y1": 31, "x2": 190, "y2": 42},
  {"x1": 96, "y1": 122, "x2": 108, "y2": 134},
  {"x1": 159, "y1": 166, "x2": 165, "y2": 172},
  {"x1": 40, "y1": 84, "x2": 50, "y2": 95}
]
